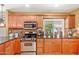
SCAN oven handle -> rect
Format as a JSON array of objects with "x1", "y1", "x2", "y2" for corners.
[{"x1": 24, "y1": 43, "x2": 32, "y2": 46}]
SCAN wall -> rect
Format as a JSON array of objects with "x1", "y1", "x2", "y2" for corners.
[
  {"x1": 0, "y1": 11, "x2": 8, "y2": 43},
  {"x1": 70, "y1": 8, "x2": 79, "y2": 28}
]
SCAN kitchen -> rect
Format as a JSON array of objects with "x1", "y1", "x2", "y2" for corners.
[{"x1": 0, "y1": 4, "x2": 79, "y2": 55}]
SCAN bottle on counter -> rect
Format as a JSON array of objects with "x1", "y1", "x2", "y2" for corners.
[
  {"x1": 47, "y1": 31, "x2": 51, "y2": 38},
  {"x1": 14, "y1": 32, "x2": 19, "y2": 38},
  {"x1": 8, "y1": 32, "x2": 14, "y2": 39},
  {"x1": 44, "y1": 31, "x2": 47, "y2": 38}
]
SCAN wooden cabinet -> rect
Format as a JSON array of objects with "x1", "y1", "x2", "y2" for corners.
[
  {"x1": 8, "y1": 15, "x2": 17, "y2": 28},
  {"x1": 44, "y1": 39, "x2": 61, "y2": 54},
  {"x1": 14, "y1": 39, "x2": 21, "y2": 54},
  {"x1": 5, "y1": 39, "x2": 16, "y2": 55},
  {"x1": 8, "y1": 15, "x2": 37, "y2": 28},
  {"x1": 12, "y1": 16, "x2": 17, "y2": 28},
  {"x1": 67, "y1": 15, "x2": 75, "y2": 29},
  {"x1": 23, "y1": 16, "x2": 36, "y2": 22},
  {"x1": 0, "y1": 44, "x2": 5, "y2": 55},
  {"x1": 5, "y1": 39, "x2": 21, "y2": 55},
  {"x1": 37, "y1": 39, "x2": 44, "y2": 54},
  {"x1": 76, "y1": 39, "x2": 79, "y2": 54},
  {"x1": 44, "y1": 39, "x2": 52, "y2": 54},
  {"x1": 62, "y1": 39, "x2": 77, "y2": 54},
  {"x1": 36, "y1": 16, "x2": 43, "y2": 28},
  {"x1": 16, "y1": 16, "x2": 24, "y2": 28},
  {"x1": 8, "y1": 15, "x2": 13, "y2": 28}
]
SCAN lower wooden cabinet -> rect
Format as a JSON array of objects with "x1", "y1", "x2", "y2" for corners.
[
  {"x1": 62, "y1": 39, "x2": 77, "y2": 54},
  {"x1": 5, "y1": 40, "x2": 15, "y2": 55},
  {"x1": 14, "y1": 39, "x2": 21, "y2": 54},
  {"x1": 37, "y1": 39, "x2": 78, "y2": 55},
  {"x1": 37, "y1": 39, "x2": 44, "y2": 54},
  {"x1": 5, "y1": 39, "x2": 21, "y2": 55},
  {"x1": 0, "y1": 44, "x2": 5, "y2": 55},
  {"x1": 76, "y1": 39, "x2": 79, "y2": 54},
  {"x1": 44, "y1": 39, "x2": 61, "y2": 54},
  {"x1": 37, "y1": 48, "x2": 43, "y2": 54}
]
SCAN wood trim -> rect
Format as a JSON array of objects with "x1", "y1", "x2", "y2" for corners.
[
  {"x1": 70, "y1": 8, "x2": 79, "y2": 14},
  {"x1": 8, "y1": 11, "x2": 70, "y2": 16}
]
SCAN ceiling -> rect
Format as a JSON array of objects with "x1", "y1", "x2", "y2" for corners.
[{"x1": 1, "y1": 4, "x2": 79, "y2": 12}]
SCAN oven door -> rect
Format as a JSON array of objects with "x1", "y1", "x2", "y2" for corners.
[{"x1": 21, "y1": 41, "x2": 36, "y2": 51}]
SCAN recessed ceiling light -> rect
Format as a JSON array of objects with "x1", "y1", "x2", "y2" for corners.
[{"x1": 25, "y1": 4, "x2": 30, "y2": 7}]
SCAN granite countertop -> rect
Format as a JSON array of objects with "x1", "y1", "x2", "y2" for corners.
[
  {"x1": 37, "y1": 38, "x2": 79, "y2": 39},
  {"x1": 0, "y1": 37, "x2": 20, "y2": 45}
]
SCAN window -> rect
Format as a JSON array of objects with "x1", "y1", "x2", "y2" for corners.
[{"x1": 43, "y1": 19, "x2": 64, "y2": 38}]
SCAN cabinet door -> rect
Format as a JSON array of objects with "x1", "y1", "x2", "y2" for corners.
[
  {"x1": 51, "y1": 39, "x2": 61, "y2": 54},
  {"x1": 8, "y1": 15, "x2": 17, "y2": 28},
  {"x1": 8, "y1": 15, "x2": 13, "y2": 28},
  {"x1": 77, "y1": 39, "x2": 79, "y2": 54},
  {"x1": 0, "y1": 44, "x2": 5, "y2": 55},
  {"x1": 62, "y1": 39, "x2": 77, "y2": 54},
  {"x1": 37, "y1": 48, "x2": 43, "y2": 54},
  {"x1": 44, "y1": 39, "x2": 52, "y2": 54},
  {"x1": 5, "y1": 41, "x2": 11, "y2": 55},
  {"x1": 36, "y1": 16, "x2": 43, "y2": 28},
  {"x1": 37, "y1": 39, "x2": 44, "y2": 48},
  {"x1": 37, "y1": 39, "x2": 44, "y2": 54},
  {"x1": 24, "y1": 16, "x2": 36, "y2": 21},
  {"x1": 16, "y1": 16, "x2": 24, "y2": 28},
  {"x1": 29, "y1": 16, "x2": 36, "y2": 21},
  {"x1": 14, "y1": 39, "x2": 21, "y2": 54},
  {"x1": 44, "y1": 39, "x2": 61, "y2": 54},
  {"x1": 5, "y1": 40, "x2": 14, "y2": 55},
  {"x1": 67, "y1": 15, "x2": 75, "y2": 29},
  {"x1": 12, "y1": 16, "x2": 17, "y2": 28}
]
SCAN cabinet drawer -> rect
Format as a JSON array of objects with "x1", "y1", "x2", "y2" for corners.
[{"x1": 37, "y1": 39, "x2": 44, "y2": 48}]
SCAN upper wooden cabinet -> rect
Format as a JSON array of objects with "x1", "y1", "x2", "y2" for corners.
[
  {"x1": 16, "y1": 16, "x2": 24, "y2": 28},
  {"x1": 8, "y1": 15, "x2": 14, "y2": 28},
  {"x1": 66, "y1": 15, "x2": 75, "y2": 29},
  {"x1": 23, "y1": 16, "x2": 36, "y2": 21},
  {"x1": 36, "y1": 16, "x2": 43, "y2": 28},
  {"x1": 8, "y1": 15, "x2": 37, "y2": 28}
]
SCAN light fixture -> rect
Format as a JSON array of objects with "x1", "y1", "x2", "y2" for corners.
[
  {"x1": 25, "y1": 4, "x2": 30, "y2": 7},
  {"x1": 0, "y1": 4, "x2": 5, "y2": 27}
]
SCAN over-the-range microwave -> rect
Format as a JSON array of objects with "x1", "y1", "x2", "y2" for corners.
[{"x1": 24, "y1": 21, "x2": 37, "y2": 29}]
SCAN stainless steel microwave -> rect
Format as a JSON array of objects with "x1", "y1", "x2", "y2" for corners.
[{"x1": 24, "y1": 21, "x2": 37, "y2": 29}]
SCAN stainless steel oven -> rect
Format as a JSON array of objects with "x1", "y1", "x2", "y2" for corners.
[
  {"x1": 21, "y1": 41, "x2": 36, "y2": 52},
  {"x1": 24, "y1": 21, "x2": 37, "y2": 29}
]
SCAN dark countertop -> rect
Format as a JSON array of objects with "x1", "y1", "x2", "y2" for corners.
[
  {"x1": 21, "y1": 40, "x2": 36, "y2": 42},
  {"x1": 37, "y1": 38, "x2": 79, "y2": 39},
  {"x1": 0, "y1": 37, "x2": 79, "y2": 45},
  {"x1": 0, "y1": 38, "x2": 20, "y2": 45}
]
